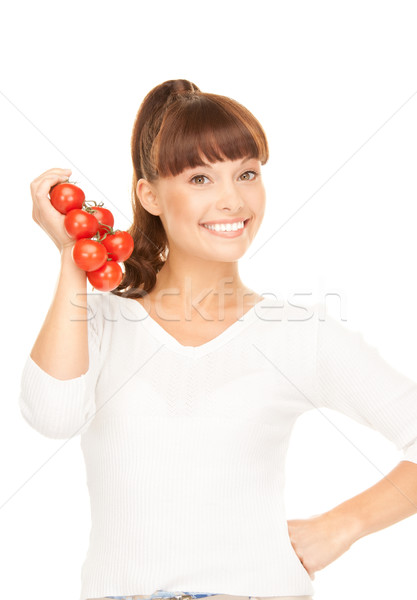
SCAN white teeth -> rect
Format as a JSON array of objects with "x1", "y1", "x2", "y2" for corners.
[{"x1": 203, "y1": 220, "x2": 245, "y2": 232}]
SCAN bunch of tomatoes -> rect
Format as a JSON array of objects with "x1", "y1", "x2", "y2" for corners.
[{"x1": 50, "y1": 181, "x2": 134, "y2": 292}]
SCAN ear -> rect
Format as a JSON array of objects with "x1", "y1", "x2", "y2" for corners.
[{"x1": 136, "y1": 178, "x2": 162, "y2": 216}]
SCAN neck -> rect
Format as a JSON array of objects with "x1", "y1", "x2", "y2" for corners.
[{"x1": 147, "y1": 257, "x2": 258, "y2": 312}]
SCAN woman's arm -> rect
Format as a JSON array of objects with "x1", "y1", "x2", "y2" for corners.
[
  {"x1": 287, "y1": 304, "x2": 417, "y2": 580},
  {"x1": 19, "y1": 169, "x2": 102, "y2": 439},
  {"x1": 287, "y1": 460, "x2": 417, "y2": 580},
  {"x1": 30, "y1": 245, "x2": 89, "y2": 379},
  {"x1": 323, "y1": 459, "x2": 417, "y2": 543}
]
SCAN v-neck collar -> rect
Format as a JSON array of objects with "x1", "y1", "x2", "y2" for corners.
[{"x1": 124, "y1": 295, "x2": 271, "y2": 357}]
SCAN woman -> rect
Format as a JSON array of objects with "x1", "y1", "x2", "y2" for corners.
[{"x1": 20, "y1": 79, "x2": 417, "y2": 600}]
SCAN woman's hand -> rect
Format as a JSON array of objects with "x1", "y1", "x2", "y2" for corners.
[
  {"x1": 287, "y1": 512, "x2": 356, "y2": 580},
  {"x1": 30, "y1": 167, "x2": 75, "y2": 252}
]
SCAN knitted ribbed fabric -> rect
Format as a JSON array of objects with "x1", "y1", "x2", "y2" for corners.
[{"x1": 19, "y1": 293, "x2": 417, "y2": 600}]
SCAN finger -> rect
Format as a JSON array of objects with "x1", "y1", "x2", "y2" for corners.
[
  {"x1": 31, "y1": 169, "x2": 72, "y2": 191},
  {"x1": 31, "y1": 170, "x2": 71, "y2": 188},
  {"x1": 31, "y1": 167, "x2": 72, "y2": 183},
  {"x1": 31, "y1": 174, "x2": 71, "y2": 206}
]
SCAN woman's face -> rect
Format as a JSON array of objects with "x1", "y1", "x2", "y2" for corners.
[{"x1": 138, "y1": 156, "x2": 266, "y2": 263}]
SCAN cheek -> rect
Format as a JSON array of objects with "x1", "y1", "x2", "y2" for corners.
[
  {"x1": 165, "y1": 201, "x2": 199, "y2": 235},
  {"x1": 247, "y1": 192, "x2": 266, "y2": 220},
  {"x1": 256, "y1": 189, "x2": 267, "y2": 216},
  {"x1": 257, "y1": 200, "x2": 266, "y2": 220}
]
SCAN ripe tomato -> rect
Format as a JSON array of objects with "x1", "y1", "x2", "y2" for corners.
[
  {"x1": 101, "y1": 230, "x2": 134, "y2": 262},
  {"x1": 72, "y1": 239, "x2": 108, "y2": 272},
  {"x1": 90, "y1": 206, "x2": 114, "y2": 236},
  {"x1": 87, "y1": 261, "x2": 123, "y2": 292},
  {"x1": 64, "y1": 209, "x2": 99, "y2": 240},
  {"x1": 50, "y1": 183, "x2": 85, "y2": 215}
]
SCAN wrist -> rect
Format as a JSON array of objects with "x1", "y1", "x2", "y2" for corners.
[
  {"x1": 60, "y1": 242, "x2": 75, "y2": 258},
  {"x1": 59, "y1": 243, "x2": 86, "y2": 278},
  {"x1": 321, "y1": 508, "x2": 363, "y2": 547}
]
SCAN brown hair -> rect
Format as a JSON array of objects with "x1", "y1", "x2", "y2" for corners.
[{"x1": 110, "y1": 78, "x2": 269, "y2": 299}]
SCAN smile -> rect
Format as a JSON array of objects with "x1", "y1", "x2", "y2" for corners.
[{"x1": 199, "y1": 218, "x2": 251, "y2": 238}]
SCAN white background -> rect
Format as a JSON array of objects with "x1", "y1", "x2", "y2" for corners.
[{"x1": 1, "y1": 1, "x2": 417, "y2": 599}]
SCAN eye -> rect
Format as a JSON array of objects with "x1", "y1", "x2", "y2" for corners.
[
  {"x1": 240, "y1": 170, "x2": 258, "y2": 181},
  {"x1": 189, "y1": 170, "x2": 259, "y2": 185},
  {"x1": 190, "y1": 174, "x2": 210, "y2": 185}
]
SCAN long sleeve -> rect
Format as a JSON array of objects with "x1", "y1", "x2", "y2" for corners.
[
  {"x1": 315, "y1": 303, "x2": 417, "y2": 465},
  {"x1": 18, "y1": 293, "x2": 102, "y2": 440}
]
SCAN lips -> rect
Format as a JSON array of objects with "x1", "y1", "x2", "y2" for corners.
[
  {"x1": 200, "y1": 217, "x2": 250, "y2": 226},
  {"x1": 199, "y1": 218, "x2": 251, "y2": 238},
  {"x1": 199, "y1": 217, "x2": 250, "y2": 227}
]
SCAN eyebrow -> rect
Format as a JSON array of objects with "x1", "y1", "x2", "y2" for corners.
[{"x1": 193, "y1": 156, "x2": 256, "y2": 169}]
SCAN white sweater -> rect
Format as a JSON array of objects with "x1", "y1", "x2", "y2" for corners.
[{"x1": 19, "y1": 293, "x2": 417, "y2": 600}]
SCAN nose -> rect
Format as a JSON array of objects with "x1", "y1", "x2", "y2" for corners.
[{"x1": 216, "y1": 182, "x2": 244, "y2": 212}]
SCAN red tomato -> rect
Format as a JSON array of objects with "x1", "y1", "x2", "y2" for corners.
[
  {"x1": 87, "y1": 261, "x2": 123, "y2": 292},
  {"x1": 101, "y1": 230, "x2": 134, "y2": 262},
  {"x1": 50, "y1": 183, "x2": 85, "y2": 215},
  {"x1": 90, "y1": 207, "x2": 114, "y2": 236},
  {"x1": 64, "y1": 209, "x2": 99, "y2": 240},
  {"x1": 72, "y1": 239, "x2": 108, "y2": 272}
]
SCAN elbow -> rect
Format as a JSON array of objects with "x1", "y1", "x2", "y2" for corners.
[
  {"x1": 402, "y1": 437, "x2": 417, "y2": 465},
  {"x1": 18, "y1": 355, "x2": 96, "y2": 440},
  {"x1": 19, "y1": 394, "x2": 95, "y2": 439}
]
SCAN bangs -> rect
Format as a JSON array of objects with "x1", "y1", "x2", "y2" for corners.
[{"x1": 152, "y1": 93, "x2": 269, "y2": 178}]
